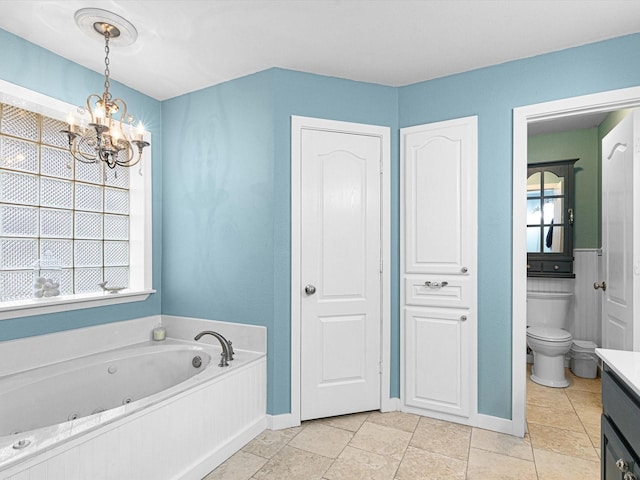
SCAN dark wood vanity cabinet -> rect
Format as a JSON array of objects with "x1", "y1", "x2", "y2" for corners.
[
  {"x1": 526, "y1": 159, "x2": 576, "y2": 278},
  {"x1": 602, "y1": 366, "x2": 640, "y2": 480}
]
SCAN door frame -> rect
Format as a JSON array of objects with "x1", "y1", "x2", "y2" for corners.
[
  {"x1": 512, "y1": 86, "x2": 640, "y2": 437},
  {"x1": 290, "y1": 115, "x2": 392, "y2": 426}
]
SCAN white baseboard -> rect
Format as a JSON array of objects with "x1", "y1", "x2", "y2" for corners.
[
  {"x1": 381, "y1": 397, "x2": 401, "y2": 412},
  {"x1": 267, "y1": 413, "x2": 300, "y2": 430},
  {"x1": 475, "y1": 414, "x2": 518, "y2": 437}
]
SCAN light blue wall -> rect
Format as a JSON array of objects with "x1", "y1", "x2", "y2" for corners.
[
  {"x1": 399, "y1": 32, "x2": 640, "y2": 418},
  {"x1": 0, "y1": 29, "x2": 163, "y2": 341},
  {"x1": 161, "y1": 69, "x2": 398, "y2": 413},
  {"x1": 3, "y1": 24, "x2": 640, "y2": 421}
]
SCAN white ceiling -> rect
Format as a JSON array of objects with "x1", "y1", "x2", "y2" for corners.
[{"x1": 0, "y1": 1, "x2": 639, "y2": 113}]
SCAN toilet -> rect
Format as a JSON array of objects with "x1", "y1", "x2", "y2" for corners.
[{"x1": 526, "y1": 291, "x2": 573, "y2": 387}]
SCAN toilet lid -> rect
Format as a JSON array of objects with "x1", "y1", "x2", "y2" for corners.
[
  {"x1": 527, "y1": 326, "x2": 572, "y2": 342},
  {"x1": 571, "y1": 339, "x2": 597, "y2": 351}
]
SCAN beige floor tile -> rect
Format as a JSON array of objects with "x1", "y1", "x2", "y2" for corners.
[
  {"x1": 288, "y1": 422, "x2": 352, "y2": 458},
  {"x1": 252, "y1": 445, "x2": 332, "y2": 480},
  {"x1": 395, "y1": 445, "x2": 466, "y2": 480},
  {"x1": 466, "y1": 448, "x2": 537, "y2": 480},
  {"x1": 242, "y1": 426, "x2": 302, "y2": 459},
  {"x1": 470, "y1": 427, "x2": 534, "y2": 461},
  {"x1": 573, "y1": 404, "x2": 602, "y2": 427},
  {"x1": 526, "y1": 404, "x2": 585, "y2": 432},
  {"x1": 566, "y1": 372, "x2": 601, "y2": 393},
  {"x1": 526, "y1": 384, "x2": 574, "y2": 411},
  {"x1": 323, "y1": 445, "x2": 399, "y2": 480},
  {"x1": 319, "y1": 412, "x2": 370, "y2": 432},
  {"x1": 565, "y1": 389, "x2": 602, "y2": 409},
  {"x1": 203, "y1": 450, "x2": 267, "y2": 480},
  {"x1": 349, "y1": 421, "x2": 412, "y2": 460},
  {"x1": 366, "y1": 411, "x2": 420, "y2": 433},
  {"x1": 534, "y1": 448, "x2": 600, "y2": 480},
  {"x1": 528, "y1": 423, "x2": 599, "y2": 461},
  {"x1": 410, "y1": 417, "x2": 471, "y2": 460},
  {"x1": 583, "y1": 421, "x2": 601, "y2": 449}
]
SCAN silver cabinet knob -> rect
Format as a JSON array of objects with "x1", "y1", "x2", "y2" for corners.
[
  {"x1": 617, "y1": 459, "x2": 629, "y2": 472},
  {"x1": 625, "y1": 473, "x2": 637, "y2": 480},
  {"x1": 460, "y1": 315, "x2": 467, "y2": 321},
  {"x1": 461, "y1": 267, "x2": 468, "y2": 273},
  {"x1": 304, "y1": 284, "x2": 316, "y2": 295},
  {"x1": 594, "y1": 281, "x2": 607, "y2": 291}
]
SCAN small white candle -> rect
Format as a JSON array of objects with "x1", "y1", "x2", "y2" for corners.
[
  {"x1": 136, "y1": 121, "x2": 145, "y2": 141},
  {"x1": 67, "y1": 114, "x2": 76, "y2": 133},
  {"x1": 94, "y1": 105, "x2": 105, "y2": 125},
  {"x1": 153, "y1": 326, "x2": 166, "y2": 341}
]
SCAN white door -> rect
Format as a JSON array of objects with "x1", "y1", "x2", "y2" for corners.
[
  {"x1": 401, "y1": 116, "x2": 477, "y2": 421},
  {"x1": 601, "y1": 110, "x2": 640, "y2": 351},
  {"x1": 299, "y1": 125, "x2": 383, "y2": 420}
]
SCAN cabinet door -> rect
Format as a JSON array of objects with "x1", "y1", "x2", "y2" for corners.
[
  {"x1": 402, "y1": 118, "x2": 477, "y2": 276},
  {"x1": 404, "y1": 307, "x2": 471, "y2": 417}
]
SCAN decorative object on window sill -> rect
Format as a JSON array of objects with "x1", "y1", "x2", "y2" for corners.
[
  {"x1": 32, "y1": 251, "x2": 61, "y2": 298},
  {"x1": 98, "y1": 281, "x2": 125, "y2": 294},
  {"x1": 61, "y1": 8, "x2": 150, "y2": 171}
]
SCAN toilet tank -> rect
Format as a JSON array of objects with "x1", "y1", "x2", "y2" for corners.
[{"x1": 526, "y1": 291, "x2": 573, "y2": 329}]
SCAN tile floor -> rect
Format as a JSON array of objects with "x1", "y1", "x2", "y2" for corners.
[{"x1": 204, "y1": 367, "x2": 601, "y2": 480}]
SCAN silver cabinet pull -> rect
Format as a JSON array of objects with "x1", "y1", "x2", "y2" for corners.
[
  {"x1": 624, "y1": 472, "x2": 637, "y2": 480},
  {"x1": 461, "y1": 267, "x2": 468, "y2": 273},
  {"x1": 616, "y1": 459, "x2": 629, "y2": 472},
  {"x1": 304, "y1": 284, "x2": 316, "y2": 295},
  {"x1": 594, "y1": 281, "x2": 607, "y2": 292},
  {"x1": 425, "y1": 281, "x2": 448, "y2": 288},
  {"x1": 460, "y1": 315, "x2": 467, "y2": 321}
]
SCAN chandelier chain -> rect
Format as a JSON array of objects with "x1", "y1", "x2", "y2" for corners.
[{"x1": 103, "y1": 32, "x2": 112, "y2": 102}]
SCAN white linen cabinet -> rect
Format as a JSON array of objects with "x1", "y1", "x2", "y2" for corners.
[{"x1": 400, "y1": 116, "x2": 478, "y2": 422}]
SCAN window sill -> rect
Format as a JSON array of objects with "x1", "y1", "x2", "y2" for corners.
[{"x1": 0, "y1": 289, "x2": 156, "y2": 321}]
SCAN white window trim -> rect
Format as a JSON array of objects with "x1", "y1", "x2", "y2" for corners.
[{"x1": 0, "y1": 79, "x2": 154, "y2": 321}]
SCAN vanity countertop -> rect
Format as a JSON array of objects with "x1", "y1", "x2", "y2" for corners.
[{"x1": 596, "y1": 348, "x2": 640, "y2": 397}]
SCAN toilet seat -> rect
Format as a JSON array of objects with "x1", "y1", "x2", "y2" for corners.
[{"x1": 527, "y1": 326, "x2": 572, "y2": 342}]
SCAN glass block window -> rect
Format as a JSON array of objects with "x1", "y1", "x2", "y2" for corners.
[{"x1": 0, "y1": 102, "x2": 130, "y2": 301}]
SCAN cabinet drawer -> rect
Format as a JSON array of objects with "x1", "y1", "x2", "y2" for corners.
[
  {"x1": 541, "y1": 261, "x2": 572, "y2": 274},
  {"x1": 404, "y1": 276, "x2": 471, "y2": 308},
  {"x1": 602, "y1": 368, "x2": 640, "y2": 452},
  {"x1": 526, "y1": 261, "x2": 542, "y2": 272}
]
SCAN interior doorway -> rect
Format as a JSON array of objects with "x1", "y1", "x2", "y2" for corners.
[{"x1": 511, "y1": 86, "x2": 640, "y2": 437}]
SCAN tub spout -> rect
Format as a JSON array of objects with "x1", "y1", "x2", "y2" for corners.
[{"x1": 194, "y1": 331, "x2": 234, "y2": 367}]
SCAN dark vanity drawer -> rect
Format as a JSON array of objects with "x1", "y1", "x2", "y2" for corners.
[
  {"x1": 541, "y1": 261, "x2": 572, "y2": 273},
  {"x1": 602, "y1": 368, "x2": 640, "y2": 452}
]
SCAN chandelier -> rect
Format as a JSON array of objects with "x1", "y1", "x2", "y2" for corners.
[{"x1": 61, "y1": 9, "x2": 149, "y2": 170}]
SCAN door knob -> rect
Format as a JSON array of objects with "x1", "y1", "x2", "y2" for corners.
[
  {"x1": 304, "y1": 284, "x2": 316, "y2": 295},
  {"x1": 594, "y1": 281, "x2": 607, "y2": 291}
]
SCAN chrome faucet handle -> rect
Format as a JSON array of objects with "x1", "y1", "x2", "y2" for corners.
[
  {"x1": 227, "y1": 340, "x2": 235, "y2": 360},
  {"x1": 218, "y1": 352, "x2": 229, "y2": 367}
]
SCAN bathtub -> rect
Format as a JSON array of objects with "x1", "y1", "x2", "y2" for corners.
[{"x1": 0, "y1": 332, "x2": 267, "y2": 479}]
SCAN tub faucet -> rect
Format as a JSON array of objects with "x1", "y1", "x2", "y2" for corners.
[{"x1": 194, "y1": 331, "x2": 234, "y2": 367}]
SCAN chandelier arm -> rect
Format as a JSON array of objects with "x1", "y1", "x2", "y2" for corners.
[{"x1": 116, "y1": 149, "x2": 143, "y2": 168}]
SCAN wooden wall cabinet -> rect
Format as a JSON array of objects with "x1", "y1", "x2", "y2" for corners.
[{"x1": 526, "y1": 159, "x2": 577, "y2": 278}]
